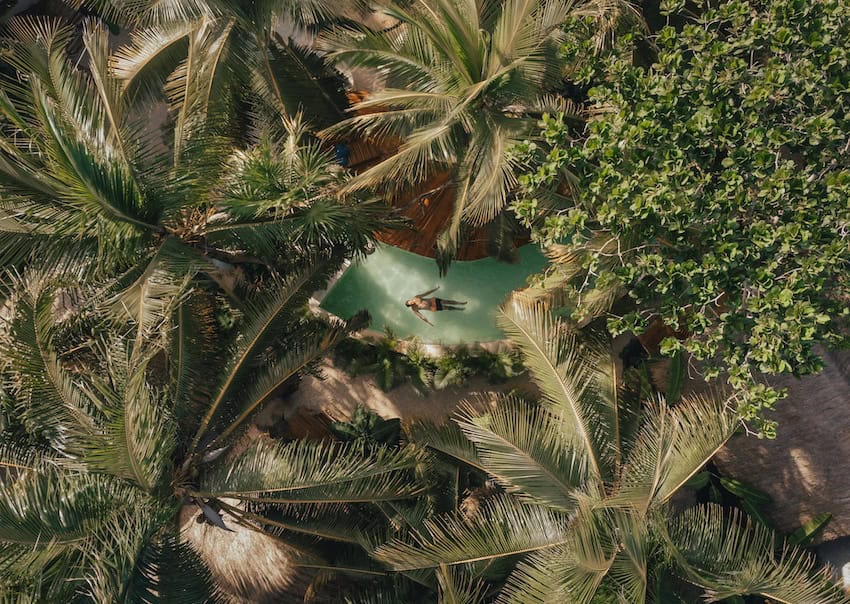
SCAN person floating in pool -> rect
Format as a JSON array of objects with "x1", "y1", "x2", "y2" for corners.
[{"x1": 405, "y1": 287, "x2": 467, "y2": 326}]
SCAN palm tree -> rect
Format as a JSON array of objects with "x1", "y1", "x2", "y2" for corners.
[
  {"x1": 374, "y1": 296, "x2": 848, "y2": 603},
  {"x1": 319, "y1": 0, "x2": 638, "y2": 267},
  {"x1": 0, "y1": 270, "x2": 422, "y2": 602},
  {"x1": 0, "y1": 18, "x2": 388, "y2": 295},
  {"x1": 90, "y1": 0, "x2": 363, "y2": 130}
]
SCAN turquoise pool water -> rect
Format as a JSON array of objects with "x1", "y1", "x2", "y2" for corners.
[{"x1": 320, "y1": 245, "x2": 548, "y2": 344}]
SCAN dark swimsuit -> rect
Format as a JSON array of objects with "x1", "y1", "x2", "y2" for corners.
[{"x1": 433, "y1": 298, "x2": 443, "y2": 311}]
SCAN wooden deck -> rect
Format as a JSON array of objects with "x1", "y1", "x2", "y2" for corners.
[
  {"x1": 330, "y1": 93, "x2": 515, "y2": 261},
  {"x1": 376, "y1": 172, "x2": 492, "y2": 260}
]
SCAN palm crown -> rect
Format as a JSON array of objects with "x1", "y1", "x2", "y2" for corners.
[
  {"x1": 320, "y1": 0, "x2": 635, "y2": 262},
  {"x1": 98, "y1": 0, "x2": 362, "y2": 131},
  {"x1": 0, "y1": 270, "x2": 422, "y2": 602},
  {"x1": 0, "y1": 18, "x2": 387, "y2": 292},
  {"x1": 375, "y1": 297, "x2": 848, "y2": 603}
]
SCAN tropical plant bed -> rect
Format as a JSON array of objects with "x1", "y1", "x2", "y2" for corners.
[{"x1": 333, "y1": 331, "x2": 526, "y2": 392}]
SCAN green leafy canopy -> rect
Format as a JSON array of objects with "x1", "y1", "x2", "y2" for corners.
[{"x1": 513, "y1": 0, "x2": 850, "y2": 436}]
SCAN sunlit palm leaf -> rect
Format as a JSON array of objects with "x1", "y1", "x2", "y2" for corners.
[
  {"x1": 75, "y1": 342, "x2": 176, "y2": 492},
  {"x1": 497, "y1": 502, "x2": 639, "y2": 604},
  {"x1": 612, "y1": 395, "x2": 738, "y2": 511},
  {"x1": 79, "y1": 0, "x2": 213, "y2": 28},
  {"x1": 101, "y1": 238, "x2": 201, "y2": 346},
  {"x1": 496, "y1": 295, "x2": 614, "y2": 483},
  {"x1": 404, "y1": 417, "x2": 485, "y2": 473},
  {"x1": 0, "y1": 463, "x2": 151, "y2": 598},
  {"x1": 164, "y1": 17, "x2": 236, "y2": 163},
  {"x1": 0, "y1": 274, "x2": 95, "y2": 447},
  {"x1": 81, "y1": 21, "x2": 134, "y2": 167},
  {"x1": 373, "y1": 496, "x2": 570, "y2": 571},
  {"x1": 437, "y1": 563, "x2": 488, "y2": 604},
  {"x1": 455, "y1": 396, "x2": 586, "y2": 511},
  {"x1": 111, "y1": 20, "x2": 195, "y2": 105},
  {"x1": 80, "y1": 506, "x2": 174, "y2": 604}
]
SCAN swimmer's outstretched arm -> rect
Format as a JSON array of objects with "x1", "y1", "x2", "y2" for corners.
[
  {"x1": 411, "y1": 308, "x2": 434, "y2": 326},
  {"x1": 415, "y1": 286, "x2": 439, "y2": 297}
]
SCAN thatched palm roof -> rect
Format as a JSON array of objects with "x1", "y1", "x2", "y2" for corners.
[{"x1": 182, "y1": 504, "x2": 310, "y2": 604}]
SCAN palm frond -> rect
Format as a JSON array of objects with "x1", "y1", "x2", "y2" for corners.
[
  {"x1": 663, "y1": 504, "x2": 849, "y2": 604},
  {"x1": 243, "y1": 501, "x2": 381, "y2": 544},
  {"x1": 164, "y1": 17, "x2": 236, "y2": 164},
  {"x1": 79, "y1": 0, "x2": 213, "y2": 27},
  {"x1": 0, "y1": 273, "x2": 95, "y2": 447},
  {"x1": 121, "y1": 530, "x2": 221, "y2": 604},
  {"x1": 0, "y1": 439, "x2": 53, "y2": 475},
  {"x1": 338, "y1": 121, "x2": 459, "y2": 193},
  {"x1": 496, "y1": 295, "x2": 614, "y2": 483},
  {"x1": 170, "y1": 291, "x2": 220, "y2": 439},
  {"x1": 437, "y1": 563, "x2": 488, "y2": 604},
  {"x1": 522, "y1": 236, "x2": 624, "y2": 317},
  {"x1": 75, "y1": 341, "x2": 176, "y2": 492},
  {"x1": 80, "y1": 506, "x2": 173, "y2": 604},
  {"x1": 497, "y1": 501, "x2": 642, "y2": 604},
  {"x1": 251, "y1": 35, "x2": 348, "y2": 129},
  {"x1": 456, "y1": 118, "x2": 519, "y2": 226},
  {"x1": 199, "y1": 439, "x2": 424, "y2": 504},
  {"x1": 189, "y1": 264, "x2": 334, "y2": 451},
  {"x1": 404, "y1": 417, "x2": 485, "y2": 473},
  {"x1": 282, "y1": 196, "x2": 395, "y2": 254},
  {"x1": 455, "y1": 396, "x2": 586, "y2": 512},
  {"x1": 0, "y1": 463, "x2": 152, "y2": 599},
  {"x1": 373, "y1": 496, "x2": 570, "y2": 571},
  {"x1": 208, "y1": 133, "x2": 391, "y2": 258},
  {"x1": 320, "y1": 22, "x2": 445, "y2": 92},
  {"x1": 33, "y1": 87, "x2": 157, "y2": 230},
  {"x1": 205, "y1": 319, "x2": 350, "y2": 450},
  {"x1": 81, "y1": 21, "x2": 134, "y2": 167},
  {"x1": 101, "y1": 238, "x2": 200, "y2": 346},
  {"x1": 0, "y1": 18, "x2": 160, "y2": 268},
  {"x1": 111, "y1": 20, "x2": 195, "y2": 105},
  {"x1": 613, "y1": 395, "x2": 738, "y2": 510},
  {"x1": 0, "y1": 200, "x2": 108, "y2": 279},
  {"x1": 570, "y1": 0, "x2": 644, "y2": 53}
]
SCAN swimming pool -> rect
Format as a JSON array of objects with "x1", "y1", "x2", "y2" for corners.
[{"x1": 319, "y1": 245, "x2": 548, "y2": 344}]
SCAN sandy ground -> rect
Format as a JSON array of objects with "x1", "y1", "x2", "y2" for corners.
[
  {"x1": 715, "y1": 346, "x2": 850, "y2": 544},
  {"x1": 275, "y1": 359, "x2": 533, "y2": 427}
]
